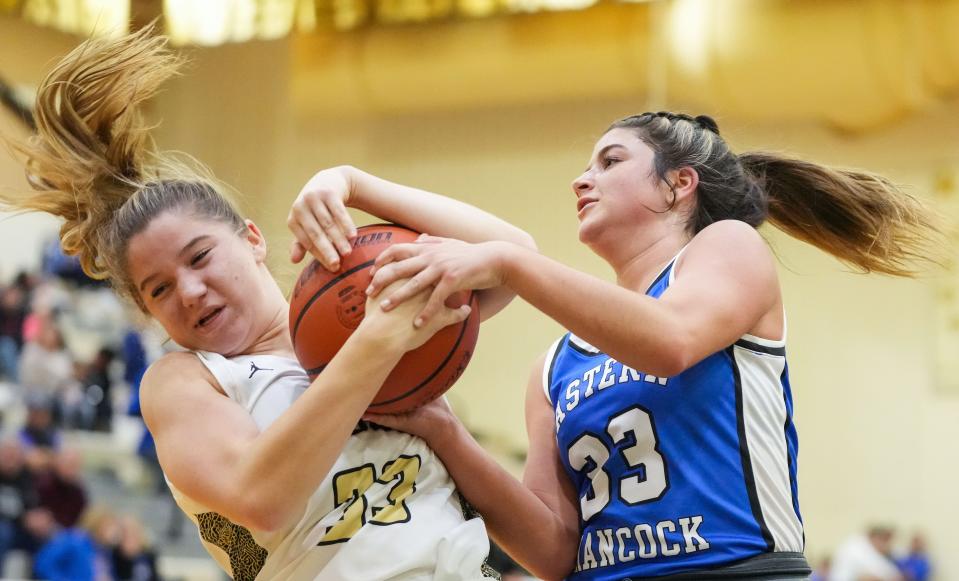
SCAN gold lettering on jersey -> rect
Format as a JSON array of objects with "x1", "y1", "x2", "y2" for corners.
[
  {"x1": 318, "y1": 455, "x2": 422, "y2": 545},
  {"x1": 371, "y1": 455, "x2": 419, "y2": 524},
  {"x1": 319, "y1": 463, "x2": 376, "y2": 544}
]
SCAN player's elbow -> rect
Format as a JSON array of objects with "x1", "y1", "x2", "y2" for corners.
[
  {"x1": 654, "y1": 347, "x2": 694, "y2": 377},
  {"x1": 526, "y1": 537, "x2": 579, "y2": 581},
  {"x1": 527, "y1": 559, "x2": 574, "y2": 580},
  {"x1": 520, "y1": 526, "x2": 580, "y2": 581},
  {"x1": 621, "y1": 339, "x2": 693, "y2": 378},
  {"x1": 530, "y1": 564, "x2": 575, "y2": 581},
  {"x1": 226, "y1": 489, "x2": 300, "y2": 533},
  {"x1": 513, "y1": 230, "x2": 538, "y2": 252},
  {"x1": 241, "y1": 504, "x2": 287, "y2": 533}
]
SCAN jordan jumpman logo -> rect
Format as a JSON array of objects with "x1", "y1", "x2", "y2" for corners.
[{"x1": 249, "y1": 361, "x2": 274, "y2": 379}]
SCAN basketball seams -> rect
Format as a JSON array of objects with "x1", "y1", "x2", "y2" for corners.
[{"x1": 290, "y1": 258, "x2": 376, "y2": 345}]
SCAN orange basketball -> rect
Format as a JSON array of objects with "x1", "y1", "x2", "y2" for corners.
[{"x1": 289, "y1": 224, "x2": 480, "y2": 414}]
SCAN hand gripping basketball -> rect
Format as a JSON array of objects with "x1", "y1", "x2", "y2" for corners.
[{"x1": 289, "y1": 224, "x2": 480, "y2": 414}]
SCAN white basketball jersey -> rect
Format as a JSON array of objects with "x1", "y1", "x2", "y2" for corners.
[{"x1": 167, "y1": 351, "x2": 493, "y2": 581}]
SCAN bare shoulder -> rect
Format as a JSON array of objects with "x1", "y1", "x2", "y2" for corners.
[
  {"x1": 141, "y1": 351, "x2": 219, "y2": 427},
  {"x1": 139, "y1": 353, "x2": 260, "y2": 515},
  {"x1": 526, "y1": 348, "x2": 554, "y2": 395},
  {"x1": 144, "y1": 351, "x2": 206, "y2": 381},
  {"x1": 142, "y1": 351, "x2": 211, "y2": 394},
  {"x1": 690, "y1": 219, "x2": 769, "y2": 252},
  {"x1": 526, "y1": 349, "x2": 552, "y2": 411},
  {"x1": 680, "y1": 219, "x2": 776, "y2": 276},
  {"x1": 529, "y1": 351, "x2": 548, "y2": 381}
]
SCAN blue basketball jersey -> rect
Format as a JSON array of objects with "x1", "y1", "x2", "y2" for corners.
[{"x1": 544, "y1": 257, "x2": 804, "y2": 580}]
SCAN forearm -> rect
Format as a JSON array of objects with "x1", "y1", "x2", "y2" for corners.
[
  {"x1": 430, "y1": 422, "x2": 578, "y2": 580},
  {"x1": 347, "y1": 166, "x2": 535, "y2": 319},
  {"x1": 235, "y1": 331, "x2": 404, "y2": 528},
  {"x1": 346, "y1": 166, "x2": 533, "y2": 249},
  {"x1": 500, "y1": 245, "x2": 687, "y2": 375}
]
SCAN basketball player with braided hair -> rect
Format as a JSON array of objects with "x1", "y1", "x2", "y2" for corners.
[
  {"x1": 2, "y1": 27, "x2": 536, "y2": 580},
  {"x1": 363, "y1": 112, "x2": 943, "y2": 580}
]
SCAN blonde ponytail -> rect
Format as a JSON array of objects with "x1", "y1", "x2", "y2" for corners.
[{"x1": 4, "y1": 24, "x2": 182, "y2": 279}]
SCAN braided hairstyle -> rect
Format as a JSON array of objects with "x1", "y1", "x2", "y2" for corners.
[{"x1": 609, "y1": 112, "x2": 943, "y2": 276}]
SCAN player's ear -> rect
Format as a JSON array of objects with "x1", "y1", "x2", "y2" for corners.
[{"x1": 244, "y1": 220, "x2": 267, "y2": 262}]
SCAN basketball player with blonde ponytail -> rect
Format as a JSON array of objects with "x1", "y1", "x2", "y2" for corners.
[
  {"x1": 3, "y1": 26, "x2": 537, "y2": 580},
  {"x1": 362, "y1": 112, "x2": 944, "y2": 580}
]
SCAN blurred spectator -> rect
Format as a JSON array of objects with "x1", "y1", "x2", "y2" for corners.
[
  {"x1": 0, "y1": 438, "x2": 55, "y2": 575},
  {"x1": 13, "y1": 272, "x2": 39, "y2": 296},
  {"x1": 67, "y1": 286, "x2": 128, "y2": 350},
  {"x1": 18, "y1": 317, "x2": 78, "y2": 419},
  {"x1": 123, "y1": 328, "x2": 162, "y2": 490},
  {"x1": 112, "y1": 516, "x2": 161, "y2": 581},
  {"x1": 18, "y1": 394, "x2": 62, "y2": 452},
  {"x1": 79, "y1": 348, "x2": 117, "y2": 432},
  {"x1": 896, "y1": 533, "x2": 931, "y2": 581},
  {"x1": 830, "y1": 525, "x2": 903, "y2": 581},
  {"x1": 0, "y1": 283, "x2": 28, "y2": 383},
  {"x1": 21, "y1": 279, "x2": 70, "y2": 346},
  {"x1": 35, "y1": 447, "x2": 87, "y2": 529},
  {"x1": 121, "y1": 325, "x2": 186, "y2": 540},
  {"x1": 33, "y1": 505, "x2": 118, "y2": 581},
  {"x1": 122, "y1": 327, "x2": 148, "y2": 400},
  {"x1": 811, "y1": 556, "x2": 830, "y2": 581},
  {"x1": 0, "y1": 272, "x2": 37, "y2": 376},
  {"x1": 19, "y1": 507, "x2": 57, "y2": 564},
  {"x1": 41, "y1": 238, "x2": 102, "y2": 288},
  {"x1": 0, "y1": 272, "x2": 34, "y2": 383},
  {"x1": 0, "y1": 439, "x2": 36, "y2": 571}
]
